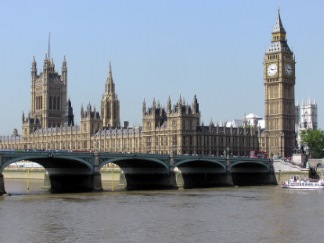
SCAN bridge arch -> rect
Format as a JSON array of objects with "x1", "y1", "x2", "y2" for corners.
[
  {"x1": 99, "y1": 156, "x2": 174, "y2": 190},
  {"x1": 1, "y1": 154, "x2": 93, "y2": 172},
  {"x1": 175, "y1": 158, "x2": 227, "y2": 172},
  {"x1": 0, "y1": 151, "x2": 98, "y2": 194},
  {"x1": 229, "y1": 159, "x2": 273, "y2": 186},
  {"x1": 174, "y1": 158, "x2": 228, "y2": 188},
  {"x1": 99, "y1": 157, "x2": 169, "y2": 171},
  {"x1": 229, "y1": 160, "x2": 270, "y2": 173}
]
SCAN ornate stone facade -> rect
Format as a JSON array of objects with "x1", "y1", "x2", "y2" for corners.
[
  {"x1": 295, "y1": 99, "x2": 318, "y2": 149},
  {"x1": 262, "y1": 10, "x2": 296, "y2": 158},
  {"x1": 7, "y1": 11, "x2": 308, "y2": 155},
  {"x1": 0, "y1": 57, "x2": 260, "y2": 155}
]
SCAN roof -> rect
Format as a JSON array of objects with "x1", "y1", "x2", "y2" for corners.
[{"x1": 272, "y1": 11, "x2": 286, "y2": 34}]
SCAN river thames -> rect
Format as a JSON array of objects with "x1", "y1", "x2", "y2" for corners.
[{"x1": 1, "y1": 179, "x2": 324, "y2": 243}]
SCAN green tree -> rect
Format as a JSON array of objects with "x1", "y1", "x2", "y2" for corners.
[{"x1": 300, "y1": 129, "x2": 324, "y2": 158}]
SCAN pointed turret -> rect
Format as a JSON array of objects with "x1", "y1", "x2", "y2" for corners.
[
  {"x1": 31, "y1": 56, "x2": 37, "y2": 80},
  {"x1": 81, "y1": 104, "x2": 84, "y2": 118},
  {"x1": 167, "y1": 96, "x2": 171, "y2": 114},
  {"x1": 61, "y1": 56, "x2": 67, "y2": 84},
  {"x1": 142, "y1": 98, "x2": 146, "y2": 115},
  {"x1": 192, "y1": 95, "x2": 199, "y2": 114},
  {"x1": 105, "y1": 62, "x2": 115, "y2": 96},
  {"x1": 43, "y1": 53, "x2": 49, "y2": 71},
  {"x1": 272, "y1": 9, "x2": 286, "y2": 35}
]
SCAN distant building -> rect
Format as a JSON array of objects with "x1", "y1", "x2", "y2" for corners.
[
  {"x1": 225, "y1": 113, "x2": 264, "y2": 129},
  {"x1": 295, "y1": 99, "x2": 318, "y2": 149}
]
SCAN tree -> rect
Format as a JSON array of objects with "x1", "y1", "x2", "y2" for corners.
[{"x1": 300, "y1": 129, "x2": 324, "y2": 158}]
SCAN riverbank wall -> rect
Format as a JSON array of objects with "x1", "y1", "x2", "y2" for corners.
[
  {"x1": 4, "y1": 162, "x2": 324, "y2": 187},
  {"x1": 3, "y1": 168, "x2": 122, "y2": 181}
]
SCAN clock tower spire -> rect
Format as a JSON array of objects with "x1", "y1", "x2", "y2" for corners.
[{"x1": 263, "y1": 10, "x2": 296, "y2": 158}]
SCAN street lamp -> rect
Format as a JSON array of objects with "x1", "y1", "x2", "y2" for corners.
[{"x1": 279, "y1": 133, "x2": 284, "y2": 158}]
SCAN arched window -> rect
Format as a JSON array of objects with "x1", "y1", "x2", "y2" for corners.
[{"x1": 53, "y1": 97, "x2": 57, "y2": 109}]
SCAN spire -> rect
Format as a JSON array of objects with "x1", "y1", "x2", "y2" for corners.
[
  {"x1": 62, "y1": 56, "x2": 67, "y2": 73},
  {"x1": 105, "y1": 62, "x2": 115, "y2": 96},
  {"x1": 272, "y1": 8, "x2": 286, "y2": 34},
  {"x1": 267, "y1": 8, "x2": 291, "y2": 54},
  {"x1": 43, "y1": 53, "x2": 49, "y2": 71},
  {"x1": 167, "y1": 96, "x2": 171, "y2": 114},
  {"x1": 31, "y1": 56, "x2": 37, "y2": 74},
  {"x1": 192, "y1": 95, "x2": 199, "y2": 114},
  {"x1": 142, "y1": 98, "x2": 146, "y2": 115},
  {"x1": 108, "y1": 62, "x2": 112, "y2": 79}
]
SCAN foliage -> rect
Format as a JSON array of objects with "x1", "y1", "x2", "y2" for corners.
[{"x1": 300, "y1": 129, "x2": 324, "y2": 158}]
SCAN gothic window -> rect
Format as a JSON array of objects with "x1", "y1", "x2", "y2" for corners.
[
  {"x1": 49, "y1": 96, "x2": 52, "y2": 109},
  {"x1": 53, "y1": 97, "x2": 56, "y2": 110},
  {"x1": 57, "y1": 97, "x2": 60, "y2": 110},
  {"x1": 172, "y1": 136, "x2": 177, "y2": 146}
]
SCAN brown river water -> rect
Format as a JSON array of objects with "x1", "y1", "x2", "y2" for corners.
[{"x1": 1, "y1": 179, "x2": 324, "y2": 243}]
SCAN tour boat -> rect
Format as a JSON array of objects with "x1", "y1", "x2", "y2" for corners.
[{"x1": 281, "y1": 176, "x2": 324, "y2": 189}]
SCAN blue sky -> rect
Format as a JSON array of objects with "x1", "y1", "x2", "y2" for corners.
[{"x1": 0, "y1": 0, "x2": 323, "y2": 135}]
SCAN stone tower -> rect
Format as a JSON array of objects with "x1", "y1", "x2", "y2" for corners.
[
  {"x1": 141, "y1": 95, "x2": 200, "y2": 154},
  {"x1": 264, "y1": 10, "x2": 296, "y2": 157},
  {"x1": 29, "y1": 55, "x2": 68, "y2": 129},
  {"x1": 300, "y1": 99, "x2": 318, "y2": 130},
  {"x1": 295, "y1": 99, "x2": 318, "y2": 149},
  {"x1": 101, "y1": 63, "x2": 120, "y2": 128}
]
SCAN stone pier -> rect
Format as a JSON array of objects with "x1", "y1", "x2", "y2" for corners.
[{"x1": 0, "y1": 173, "x2": 6, "y2": 196}]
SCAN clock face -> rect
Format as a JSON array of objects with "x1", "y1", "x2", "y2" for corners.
[
  {"x1": 285, "y1": 63, "x2": 293, "y2": 76},
  {"x1": 267, "y1": 63, "x2": 278, "y2": 76}
]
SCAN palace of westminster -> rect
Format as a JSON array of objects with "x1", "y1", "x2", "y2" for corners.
[{"x1": 0, "y1": 11, "x2": 318, "y2": 158}]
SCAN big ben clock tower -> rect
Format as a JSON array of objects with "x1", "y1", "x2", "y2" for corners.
[{"x1": 264, "y1": 10, "x2": 295, "y2": 158}]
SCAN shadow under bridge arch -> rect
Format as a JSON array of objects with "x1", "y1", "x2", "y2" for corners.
[
  {"x1": 1, "y1": 153, "x2": 95, "y2": 193},
  {"x1": 229, "y1": 160, "x2": 276, "y2": 186},
  {"x1": 175, "y1": 159, "x2": 229, "y2": 189},
  {"x1": 100, "y1": 157, "x2": 177, "y2": 190},
  {"x1": 30, "y1": 155, "x2": 95, "y2": 193}
]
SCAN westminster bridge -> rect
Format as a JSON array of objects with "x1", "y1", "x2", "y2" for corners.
[{"x1": 0, "y1": 151, "x2": 277, "y2": 195}]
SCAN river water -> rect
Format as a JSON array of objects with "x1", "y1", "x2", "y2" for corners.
[{"x1": 1, "y1": 179, "x2": 324, "y2": 243}]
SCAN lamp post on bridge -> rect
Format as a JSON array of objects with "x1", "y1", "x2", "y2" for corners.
[
  {"x1": 169, "y1": 142, "x2": 174, "y2": 170},
  {"x1": 279, "y1": 132, "x2": 285, "y2": 159},
  {"x1": 94, "y1": 140, "x2": 98, "y2": 152}
]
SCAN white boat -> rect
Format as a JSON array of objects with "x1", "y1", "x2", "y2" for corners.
[{"x1": 281, "y1": 175, "x2": 324, "y2": 189}]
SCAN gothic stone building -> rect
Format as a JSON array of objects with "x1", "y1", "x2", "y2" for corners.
[
  {"x1": 0, "y1": 56, "x2": 259, "y2": 156},
  {"x1": 1, "y1": 12, "x2": 298, "y2": 156}
]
